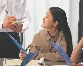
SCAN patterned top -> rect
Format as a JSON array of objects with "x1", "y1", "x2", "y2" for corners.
[{"x1": 29, "y1": 28, "x2": 67, "y2": 61}]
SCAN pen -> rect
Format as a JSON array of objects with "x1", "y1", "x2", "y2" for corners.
[{"x1": 5, "y1": 10, "x2": 10, "y2": 15}]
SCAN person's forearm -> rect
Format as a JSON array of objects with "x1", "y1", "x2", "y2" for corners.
[{"x1": 70, "y1": 37, "x2": 83, "y2": 64}]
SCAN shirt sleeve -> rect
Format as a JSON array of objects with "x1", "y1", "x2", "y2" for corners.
[
  {"x1": 20, "y1": 0, "x2": 31, "y2": 32},
  {"x1": 21, "y1": 17, "x2": 31, "y2": 32}
]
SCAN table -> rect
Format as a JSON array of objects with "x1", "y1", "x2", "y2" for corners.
[{"x1": 3, "y1": 59, "x2": 68, "y2": 66}]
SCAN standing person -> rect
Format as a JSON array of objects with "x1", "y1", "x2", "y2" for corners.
[
  {"x1": 19, "y1": 7, "x2": 73, "y2": 61},
  {"x1": 0, "y1": 0, "x2": 31, "y2": 58}
]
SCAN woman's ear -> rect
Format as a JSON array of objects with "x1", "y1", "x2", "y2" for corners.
[{"x1": 54, "y1": 21, "x2": 58, "y2": 26}]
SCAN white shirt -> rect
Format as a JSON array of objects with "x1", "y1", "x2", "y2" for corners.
[{"x1": 0, "y1": 0, "x2": 31, "y2": 32}]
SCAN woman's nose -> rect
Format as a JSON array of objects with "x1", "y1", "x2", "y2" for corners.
[{"x1": 43, "y1": 17, "x2": 45, "y2": 21}]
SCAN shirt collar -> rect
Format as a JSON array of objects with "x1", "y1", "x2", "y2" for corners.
[
  {"x1": 45, "y1": 29, "x2": 59, "y2": 37},
  {"x1": 45, "y1": 29, "x2": 59, "y2": 42}
]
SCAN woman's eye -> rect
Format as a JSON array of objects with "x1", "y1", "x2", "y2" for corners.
[{"x1": 46, "y1": 16, "x2": 48, "y2": 18}]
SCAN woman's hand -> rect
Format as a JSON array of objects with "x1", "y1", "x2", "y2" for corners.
[{"x1": 19, "y1": 50, "x2": 26, "y2": 60}]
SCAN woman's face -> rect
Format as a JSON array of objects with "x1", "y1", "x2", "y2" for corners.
[{"x1": 41, "y1": 10, "x2": 58, "y2": 29}]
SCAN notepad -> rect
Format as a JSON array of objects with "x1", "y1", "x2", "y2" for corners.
[
  {"x1": 50, "y1": 42, "x2": 72, "y2": 65},
  {"x1": 20, "y1": 51, "x2": 39, "y2": 66}
]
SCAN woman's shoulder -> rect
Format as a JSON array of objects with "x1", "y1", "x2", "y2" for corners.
[
  {"x1": 34, "y1": 28, "x2": 46, "y2": 37},
  {"x1": 36, "y1": 28, "x2": 46, "y2": 34}
]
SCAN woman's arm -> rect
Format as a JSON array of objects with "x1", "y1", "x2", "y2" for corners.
[{"x1": 70, "y1": 37, "x2": 83, "y2": 64}]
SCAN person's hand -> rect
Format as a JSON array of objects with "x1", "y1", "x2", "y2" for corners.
[
  {"x1": 8, "y1": 23, "x2": 23, "y2": 32},
  {"x1": 19, "y1": 50, "x2": 26, "y2": 60},
  {"x1": 3, "y1": 16, "x2": 16, "y2": 28},
  {"x1": 7, "y1": 16, "x2": 23, "y2": 32},
  {"x1": 3, "y1": 16, "x2": 23, "y2": 32}
]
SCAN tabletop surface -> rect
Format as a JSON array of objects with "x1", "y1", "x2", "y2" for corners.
[{"x1": 4, "y1": 58, "x2": 68, "y2": 66}]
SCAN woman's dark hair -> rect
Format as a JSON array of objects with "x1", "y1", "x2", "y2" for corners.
[{"x1": 49, "y1": 7, "x2": 73, "y2": 57}]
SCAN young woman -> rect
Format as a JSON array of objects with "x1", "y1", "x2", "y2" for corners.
[{"x1": 19, "y1": 7, "x2": 73, "y2": 61}]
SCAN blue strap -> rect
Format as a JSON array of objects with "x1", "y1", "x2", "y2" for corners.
[
  {"x1": 50, "y1": 42, "x2": 72, "y2": 65},
  {"x1": 6, "y1": 32, "x2": 27, "y2": 55},
  {"x1": 6, "y1": 32, "x2": 40, "y2": 66}
]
